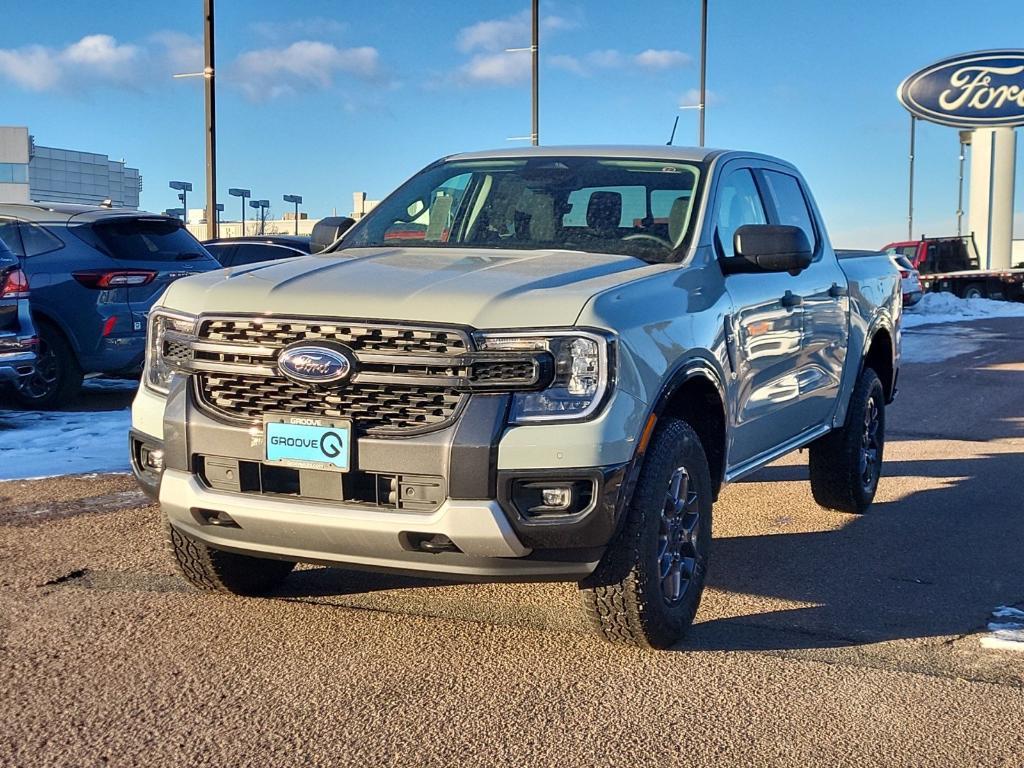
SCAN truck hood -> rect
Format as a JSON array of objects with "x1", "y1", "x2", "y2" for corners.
[{"x1": 160, "y1": 246, "x2": 666, "y2": 328}]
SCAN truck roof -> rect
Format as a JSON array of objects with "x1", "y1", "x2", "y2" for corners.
[{"x1": 445, "y1": 145, "x2": 728, "y2": 163}]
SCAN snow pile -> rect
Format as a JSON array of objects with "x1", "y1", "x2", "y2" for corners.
[
  {"x1": 0, "y1": 408, "x2": 132, "y2": 480},
  {"x1": 980, "y1": 605, "x2": 1024, "y2": 653},
  {"x1": 903, "y1": 292, "x2": 1024, "y2": 328}
]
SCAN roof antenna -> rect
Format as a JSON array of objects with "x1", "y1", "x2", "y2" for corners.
[{"x1": 666, "y1": 115, "x2": 679, "y2": 146}]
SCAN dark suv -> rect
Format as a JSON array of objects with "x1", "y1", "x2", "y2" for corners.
[
  {"x1": 0, "y1": 238, "x2": 36, "y2": 386},
  {"x1": 0, "y1": 203, "x2": 220, "y2": 407}
]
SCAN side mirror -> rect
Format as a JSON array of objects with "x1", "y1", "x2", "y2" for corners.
[
  {"x1": 310, "y1": 216, "x2": 355, "y2": 253},
  {"x1": 721, "y1": 224, "x2": 813, "y2": 274}
]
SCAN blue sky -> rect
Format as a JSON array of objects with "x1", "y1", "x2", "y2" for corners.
[{"x1": 2, "y1": 0, "x2": 1022, "y2": 247}]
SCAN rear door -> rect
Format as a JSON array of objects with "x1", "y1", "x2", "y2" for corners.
[{"x1": 76, "y1": 215, "x2": 219, "y2": 321}]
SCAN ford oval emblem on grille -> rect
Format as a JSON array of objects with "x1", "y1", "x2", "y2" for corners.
[{"x1": 278, "y1": 342, "x2": 355, "y2": 386}]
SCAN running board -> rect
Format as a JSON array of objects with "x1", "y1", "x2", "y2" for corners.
[{"x1": 723, "y1": 424, "x2": 831, "y2": 485}]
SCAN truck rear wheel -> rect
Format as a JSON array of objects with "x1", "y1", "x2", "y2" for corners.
[
  {"x1": 962, "y1": 283, "x2": 985, "y2": 300},
  {"x1": 808, "y1": 368, "x2": 885, "y2": 514},
  {"x1": 166, "y1": 518, "x2": 295, "y2": 595},
  {"x1": 579, "y1": 418, "x2": 712, "y2": 649}
]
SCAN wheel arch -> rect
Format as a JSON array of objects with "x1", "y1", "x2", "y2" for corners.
[
  {"x1": 863, "y1": 325, "x2": 895, "y2": 403},
  {"x1": 29, "y1": 307, "x2": 83, "y2": 362},
  {"x1": 645, "y1": 356, "x2": 728, "y2": 500}
]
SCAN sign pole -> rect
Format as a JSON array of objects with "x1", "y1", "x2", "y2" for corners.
[
  {"x1": 907, "y1": 115, "x2": 916, "y2": 241},
  {"x1": 699, "y1": 0, "x2": 707, "y2": 147}
]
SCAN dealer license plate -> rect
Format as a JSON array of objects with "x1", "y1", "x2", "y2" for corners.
[{"x1": 264, "y1": 417, "x2": 351, "y2": 472}]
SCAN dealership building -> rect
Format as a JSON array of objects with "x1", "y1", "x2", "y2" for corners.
[{"x1": 0, "y1": 126, "x2": 141, "y2": 209}]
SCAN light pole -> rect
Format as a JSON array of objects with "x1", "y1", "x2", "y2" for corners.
[
  {"x1": 171, "y1": 0, "x2": 218, "y2": 239},
  {"x1": 229, "y1": 188, "x2": 250, "y2": 236},
  {"x1": 679, "y1": 0, "x2": 708, "y2": 146},
  {"x1": 250, "y1": 199, "x2": 269, "y2": 235},
  {"x1": 169, "y1": 181, "x2": 192, "y2": 221},
  {"x1": 505, "y1": 0, "x2": 539, "y2": 144},
  {"x1": 957, "y1": 130, "x2": 971, "y2": 238},
  {"x1": 908, "y1": 114, "x2": 917, "y2": 240},
  {"x1": 283, "y1": 194, "x2": 303, "y2": 235},
  {"x1": 214, "y1": 202, "x2": 224, "y2": 230}
]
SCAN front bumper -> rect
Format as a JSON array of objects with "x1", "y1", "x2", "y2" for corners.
[{"x1": 131, "y1": 377, "x2": 639, "y2": 581}]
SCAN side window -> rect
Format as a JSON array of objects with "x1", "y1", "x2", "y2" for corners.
[
  {"x1": 18, "y1": 222, "x2": 64, "y2": 257},
  {"x1": 761, "y1": 171, "x2": 817, "y2": 253},
  {"x1": 715, "y1": 169, "x2": 766, "y2": 258},
  {"x1": 0, "y1": 218, "x2": 24, "y2": 258}
]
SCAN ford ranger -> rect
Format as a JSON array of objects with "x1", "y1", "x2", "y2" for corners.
[{"x1": 130, "y1": 147, "x2": 901, "y2": 648}]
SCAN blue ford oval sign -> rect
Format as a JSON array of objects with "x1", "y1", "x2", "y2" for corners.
[
  {"x1": 898, "y1": 50, "x2": 1024, "y2": 128},
  {"x1": 278, "y1": 343, "x2": 354, "y2": 385}
]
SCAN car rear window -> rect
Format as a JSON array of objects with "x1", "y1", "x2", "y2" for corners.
[{"x1": 90, "y1": 217, "x2": 209, "y2": 262}]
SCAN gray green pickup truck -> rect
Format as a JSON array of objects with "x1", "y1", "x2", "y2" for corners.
[{"x1": 131, "y1": 146, "x2": 901, "y2": 648}]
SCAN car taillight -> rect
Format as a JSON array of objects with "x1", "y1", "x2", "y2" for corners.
[
  {"x1": 0, "y1": 268, "x2": 30, "y2": 299},
  {"x1": 72, "y1": 270, "x2": 158, "y2": 289}
]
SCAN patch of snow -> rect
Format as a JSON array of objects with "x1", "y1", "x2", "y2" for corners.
[
  {"x1": 0, "y1": 408, "x2": 131, "y2": 480},
  {"x1": 980, "y1": 605, "x2": 1024, "y2": 653},
  {"x1": 900, "y1": 330, "x2": 982, "y2": 363},
  {"x1": 902, "y1": 291, "x2": 1024, "y2": 328}
]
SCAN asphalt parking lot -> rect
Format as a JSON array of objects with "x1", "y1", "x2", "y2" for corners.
[{"x1": 1, "y1": 318, "x2": 1022, "y2": 767}]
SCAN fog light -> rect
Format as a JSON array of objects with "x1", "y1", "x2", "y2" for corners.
[
  {"x1": 141, "y1": 446, "x2": 164, "y2": 471},
  {"x1": 541, "y1": 486, "x2": 572, "y2": 510}
]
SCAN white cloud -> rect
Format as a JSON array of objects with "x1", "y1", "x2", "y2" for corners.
[
  {"x1": 457, "y1": 9, "x2": 576, "y2": 53},
  {"x1": 0, "y1": 34, "x2": 140, "y2": 91},
  {"x1": 635, "y1": 49, "x2": 692, "y2": 70},
  {"x1": 229, "y1": 41, "x2": 382, "y2": 101},
  {"x1": 459, "y1": 51, "x2": 532, "y2": 86},
  {"x1": 549, "y1": 48, "x2": 691, "y2": 77}
]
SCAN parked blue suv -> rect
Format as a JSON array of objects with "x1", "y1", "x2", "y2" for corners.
[{"x1": 0, "y1": 203, "x2": 220, "y2": 408}]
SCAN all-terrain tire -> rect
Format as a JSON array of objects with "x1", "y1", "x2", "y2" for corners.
[
  {"x1": 10, "y1": 321, "x2": 83, "y2": 409},
  {"x1": 165, "y1": 517, "x2": 295, "y2": 595},
  {"x1": 579, "y1": 418, "x2": 713, "y2": 649},
  {"x1": 808, "y1": 367, "x2": 885, "y2": 514}
]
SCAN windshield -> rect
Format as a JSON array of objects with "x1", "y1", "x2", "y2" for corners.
[
  {"x1": 89, "y1": 217, "x2": 211, "y2": 262},
  {"x1": 339, "y1": 156, "x2": 704, "y2": 262}
]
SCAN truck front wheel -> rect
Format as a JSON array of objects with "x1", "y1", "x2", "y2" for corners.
[
  {"x1": 808, "y1": 368, "x2": 885, "y2": 514},
  {"x1": 166, "y1": 518, "x2": 295, "y2": 595},
  {"x1": 579, "y1": 418, "x2": 713, "y2": 649}
]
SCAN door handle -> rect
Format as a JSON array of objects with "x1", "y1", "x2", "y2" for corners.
[
  {"x1": 780, "y1": 290, "x2": 803, "y2": 308},
  {"x1": 828, "y1": 283, "x2": 849, "y2": 298}
]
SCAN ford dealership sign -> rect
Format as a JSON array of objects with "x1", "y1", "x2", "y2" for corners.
[{"x1": 898, "y1": 50, "x2": 1024, "y2": 128}]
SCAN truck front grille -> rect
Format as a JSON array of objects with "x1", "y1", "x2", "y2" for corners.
[
  {"x1": 181, "y1": 316, "x2": 544, "y2": 435},
  {"x1": 197, "y1": 373, "x2": 465, "y2": 434}
]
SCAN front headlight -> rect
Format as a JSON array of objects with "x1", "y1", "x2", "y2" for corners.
[
  {"x1": 145, "y1": 309, "x2": 196, "y2": 394},
  {"x1": 474, "y1": 330, "x2": 614, "y2": 423}
]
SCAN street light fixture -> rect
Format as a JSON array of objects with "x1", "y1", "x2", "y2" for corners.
[
  {"x1": 229, "y1": 188, "x2": 250, "y2": 235},
  {"x1": 249, "y1": 199, "x2": 269, "y2": 235},
  {"x1": 169, "y1": 181, "x2": 192, "y2": 221},
  {"x1": 283, "y1": 194, "x2": 303, "y2": 235}
]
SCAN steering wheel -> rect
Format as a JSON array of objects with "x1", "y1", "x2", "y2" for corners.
[{"x1": 623, "y1": 232, "x2": 673, "y2": 249}]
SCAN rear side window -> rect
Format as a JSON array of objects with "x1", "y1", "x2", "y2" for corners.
[
  {"x1": 761, "y1": 170, "x2": 817, "y2": 251},
  {"x1": 90, "y1": 218, "x2": 208, "y2": 262},
  {"x1": 0, "y1": 218, "x2": 24, "y2": 258},
  {"x1": 19, "y1": 222, "x2": 64, "y2": 257}
]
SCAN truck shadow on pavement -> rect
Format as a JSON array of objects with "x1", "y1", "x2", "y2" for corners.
[{"x1": 689, "y1": 446, "x2": 1024, "y2": 651}]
